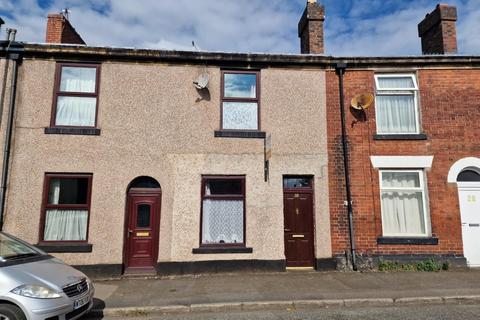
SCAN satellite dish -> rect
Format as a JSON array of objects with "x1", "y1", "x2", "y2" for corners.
[
  {"x1": 351, "y1": 93, "x2": 374, "y2": 110},
  {"x1": 193, "y1": 72, "x2": 209, "y2": 89}
]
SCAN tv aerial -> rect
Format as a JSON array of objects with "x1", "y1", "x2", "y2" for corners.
[
  {"x1": 190, "y1": 40, "x2": 209, "y2": 90},
  {"x1": 350, "y1": 93, "x2": 374, "y2": 110}
]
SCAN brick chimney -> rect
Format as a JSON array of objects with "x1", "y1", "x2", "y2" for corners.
[
  {"x1": 298, "y1": 0, "x2": 325, "y2": 54},
  {"x1": 418, "y1": 4, "x2": 457, "y2": 54},
  {"x1": 45, "y1": 13, "x2": 85, "y2": 45}
]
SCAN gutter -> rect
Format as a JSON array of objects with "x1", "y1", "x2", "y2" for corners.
[
  {"x1": 0, "y1": 41, "x2": 23, "y2": 231},
  {"x1": 335, "y1": 62, "x2": 357, "y2": 271}
]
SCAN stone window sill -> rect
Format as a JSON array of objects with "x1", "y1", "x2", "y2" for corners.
[
  {"x1": 45, "y1": 127, "x2": 101, "y2": 136},
  {"x1": 192, "y1": 247, "x2": 253, "y2": 254},
  {"x1": 373, "y1": 134, "x2": 427, "y2": 141},
  {"x1": 377, "y1": 237, "x2": 438, "y2": 245},
  {"x1": 36, "y1": 243, "x2": 93, "y2": 253},
  {"x1": 214, "y1": 130, "x2": 266, "y2": 139}
]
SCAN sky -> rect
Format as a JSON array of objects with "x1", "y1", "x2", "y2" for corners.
[{"x1": 0, "y1": 0, "x2": 479, "y2": 56}]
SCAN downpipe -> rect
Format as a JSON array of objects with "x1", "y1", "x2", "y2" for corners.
[
  {"x1": 0, "y1": 49, "x2": 21, "y2": 231},
  {"x1": 0, "y1": 28, "x2": 12, "y2": 129},
  {"x1": 335, "y1": 62, "x2": 357, "y2": 271}
]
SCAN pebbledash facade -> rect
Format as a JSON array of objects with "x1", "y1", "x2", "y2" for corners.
[{"x1": 0, "y1": 1, "x2": 479, "y2": 277}]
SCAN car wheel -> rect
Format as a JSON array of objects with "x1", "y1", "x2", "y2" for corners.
[{"x1": 0, "y1": 304, "x2": 26, "y2": 320}]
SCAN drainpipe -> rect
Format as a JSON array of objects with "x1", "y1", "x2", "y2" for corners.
[
  {"x1": 0, "y1": 28, "x2": 12, "y2": 127},
  {"x1": 335, "y1": 62, "x2": 357, "y2": 271},
  {"x1": 0, "y1": 35, "x2": 21, "y2": 231}
]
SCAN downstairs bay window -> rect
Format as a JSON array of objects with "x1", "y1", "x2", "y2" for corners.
[
  {"x1": 40, "y1": 174, "x2": 92, "y2": 242},
  {"x1": 200, "y1": 176, "x2": 245, "y2": 246},
  {"x1": 380, "y1": 170, "x2": 430, "y2": 237}
]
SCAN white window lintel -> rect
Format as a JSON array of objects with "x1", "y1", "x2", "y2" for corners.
[{"x1": 370, "y1": 156, "x2": 433, "y2": 169}]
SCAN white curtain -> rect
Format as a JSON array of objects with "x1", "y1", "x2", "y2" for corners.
[
  {"x1": 60, "y1": 67, "x2": 96, "y2": 93},
  {"x1": 202, "y1": 199, "x2": 243, "y2": 244},
  {"x1": 381, "y1": 172, "x2": 425, "y2": 235},
  {"x1": 56, "y1": 96, "x2": 96, "y2": 126},
  {"x1": 56, "y1": 66, "x2": 97, "y2": 126},
  {"x1": 376, "y1": 95, "x2": 416, "y2": 133},
  {"x1": 48, "y1": 179, "x2": 61, "y2": 204},
  {"x1": 222, "y1": 102, "x2": 258, "y2": 130},
  {"x1": 44, "y1": 209, "x2": 88, "y2": 241},
  {"x1": 44, "y1": 179, "x2": 88, "y2": 241}
]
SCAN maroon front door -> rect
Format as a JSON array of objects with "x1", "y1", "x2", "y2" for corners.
[
  {"x1": 124, "y1": 189, "x2": 161, "y2": 273},
  {"x1": 283, "y1": 177, "x2": 315, "y2": 268}
]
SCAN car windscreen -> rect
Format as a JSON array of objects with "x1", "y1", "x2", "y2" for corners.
[{"x1": 0, "y1": 233, "x2": 41, "y2": 262}]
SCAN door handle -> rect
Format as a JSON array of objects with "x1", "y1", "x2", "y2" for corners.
[
  {"x1": 128, "y1": 229, "x2": 133, "y2": 237},
  {"x1": 284, "y1": 228, "x2": 291, "y2": 232}
]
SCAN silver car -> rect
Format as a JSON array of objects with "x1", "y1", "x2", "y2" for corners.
[{"x1": 0, "y1": 232, "x2": 94, "y2": 320}]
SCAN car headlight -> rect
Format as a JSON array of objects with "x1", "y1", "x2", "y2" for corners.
[{"x1": 11, "y1": 285, "x2": 61, "y2": 299}]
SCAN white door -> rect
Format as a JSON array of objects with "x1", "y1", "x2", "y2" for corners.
[{"x1": 458, "y1": 183, "x2": 480, "y2": 267}]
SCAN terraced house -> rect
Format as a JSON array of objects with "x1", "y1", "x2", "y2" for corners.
[{"x1": 0, "y1": 1, "x2": 479, "y2": 277}]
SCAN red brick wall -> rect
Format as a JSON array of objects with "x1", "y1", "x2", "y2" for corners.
[{"x1": 326, "y1": 68, "x2": 480, "y2": 256}]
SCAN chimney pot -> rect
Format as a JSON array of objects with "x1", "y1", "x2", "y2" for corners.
[
  {"x1": 298, "y1": 1, "x2": 325, "y2": 54},
  {"x1": 418, "y1": 3, "x2": 457, "y2": 54}
]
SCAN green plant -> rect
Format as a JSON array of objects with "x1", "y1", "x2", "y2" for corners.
[
  {"x1": 416, "y1": 259, "x2": 441, "y2": 272},
  {"x1": 379, "y1": 260, "x2": 399, "y2": 271},
  {"x1": 378, "y1": 259, "x2": 447, "y2": 272},
  {"x1": 442, "y1": 261, "x2": 450, "y2": 271}
]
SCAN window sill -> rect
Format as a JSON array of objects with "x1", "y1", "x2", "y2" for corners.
[
  {"x1": 35, "y1": 243, "x2": 93, "y2": 253},
  {"x1": 44, "y1": 127, "x2": 101, "y2": 136},
  {"x1": 192, "y1": 247, "x2": 253, "y2": 254},
  {"x1": 373, "y1": 133, "x2": 427, "y2": 141},
  {"x1": 377, "y1": 237, "x2": 438, "y2": 245},
  {"x1": 214, "y1": 130, "x2": 266, "y2": 139}
]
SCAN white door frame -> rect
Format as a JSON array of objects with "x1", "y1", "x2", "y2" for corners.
[{"x1": 450, "y1": 158, "x2": 480, "y2": 267}]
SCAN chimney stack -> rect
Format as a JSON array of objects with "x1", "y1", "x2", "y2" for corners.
[
  {"x1": 45, "y1": 13, "x2": 86, "y2": 45},
  {"x1": 418, "y1": 4, "x2": 457, "y2": 55},
  {"x1": 298, "y1": 0, "x2": 325, "y2": 54}
]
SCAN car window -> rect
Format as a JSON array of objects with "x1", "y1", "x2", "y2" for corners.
[{"x1": 0, "y1": 233, "x2": 40, "y2": 262}]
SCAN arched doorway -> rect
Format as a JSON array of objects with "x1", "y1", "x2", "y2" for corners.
[
  {"x1": 449, "y1": 159, "x2": 480, "y2": 267},
  {"x1": 123, "y1": 176, "x2": 161, "y2": 274}
]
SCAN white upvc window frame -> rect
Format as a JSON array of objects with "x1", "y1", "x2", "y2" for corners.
[
  {"x1": 379, "y1": 169, "x2": 431, "y2": 237},
  {"x1": 374, "y1": 73, "x2": 420, "y2": 135}
]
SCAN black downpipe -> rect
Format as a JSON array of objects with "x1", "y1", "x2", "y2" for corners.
[
  {"x1": 335, "y1": 63, "x2": 357, "y2": 271},
  {"x1": 0, "y1": 53, "x2": 20, "y2": 231}
]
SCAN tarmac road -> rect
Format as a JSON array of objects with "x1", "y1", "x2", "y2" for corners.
[{"x1": 85, "y1": 303, "x2": 480, "y2": 320}]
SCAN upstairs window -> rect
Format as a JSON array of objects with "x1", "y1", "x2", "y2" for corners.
[
  {"x1": 41, "y1": 174, "x2": 92, "y2": 242},
  {"x1": 221, "y1": 71, "x2": 259, "y2": 130},
  {"x1": 52, "y1": 64, "x2": 100, "y2": 127},
  {"x1": 374, "y1": 74, "x2": 419, "y2": 134},
  {"x1": 201, "y1": 176, "x2": 245, "y2": 246}
]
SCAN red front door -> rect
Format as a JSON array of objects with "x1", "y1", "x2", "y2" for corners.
[
  {"x1": 283, "y1": 177, "x2": 315, "y2": 268},
  {"x1": 124, "y1": 189, "x2": 161, "y2": 274}
]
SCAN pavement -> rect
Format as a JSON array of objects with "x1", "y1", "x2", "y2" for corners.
[{"x1": 87, "y1": 269, "x2": 480, "y2": 318}]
